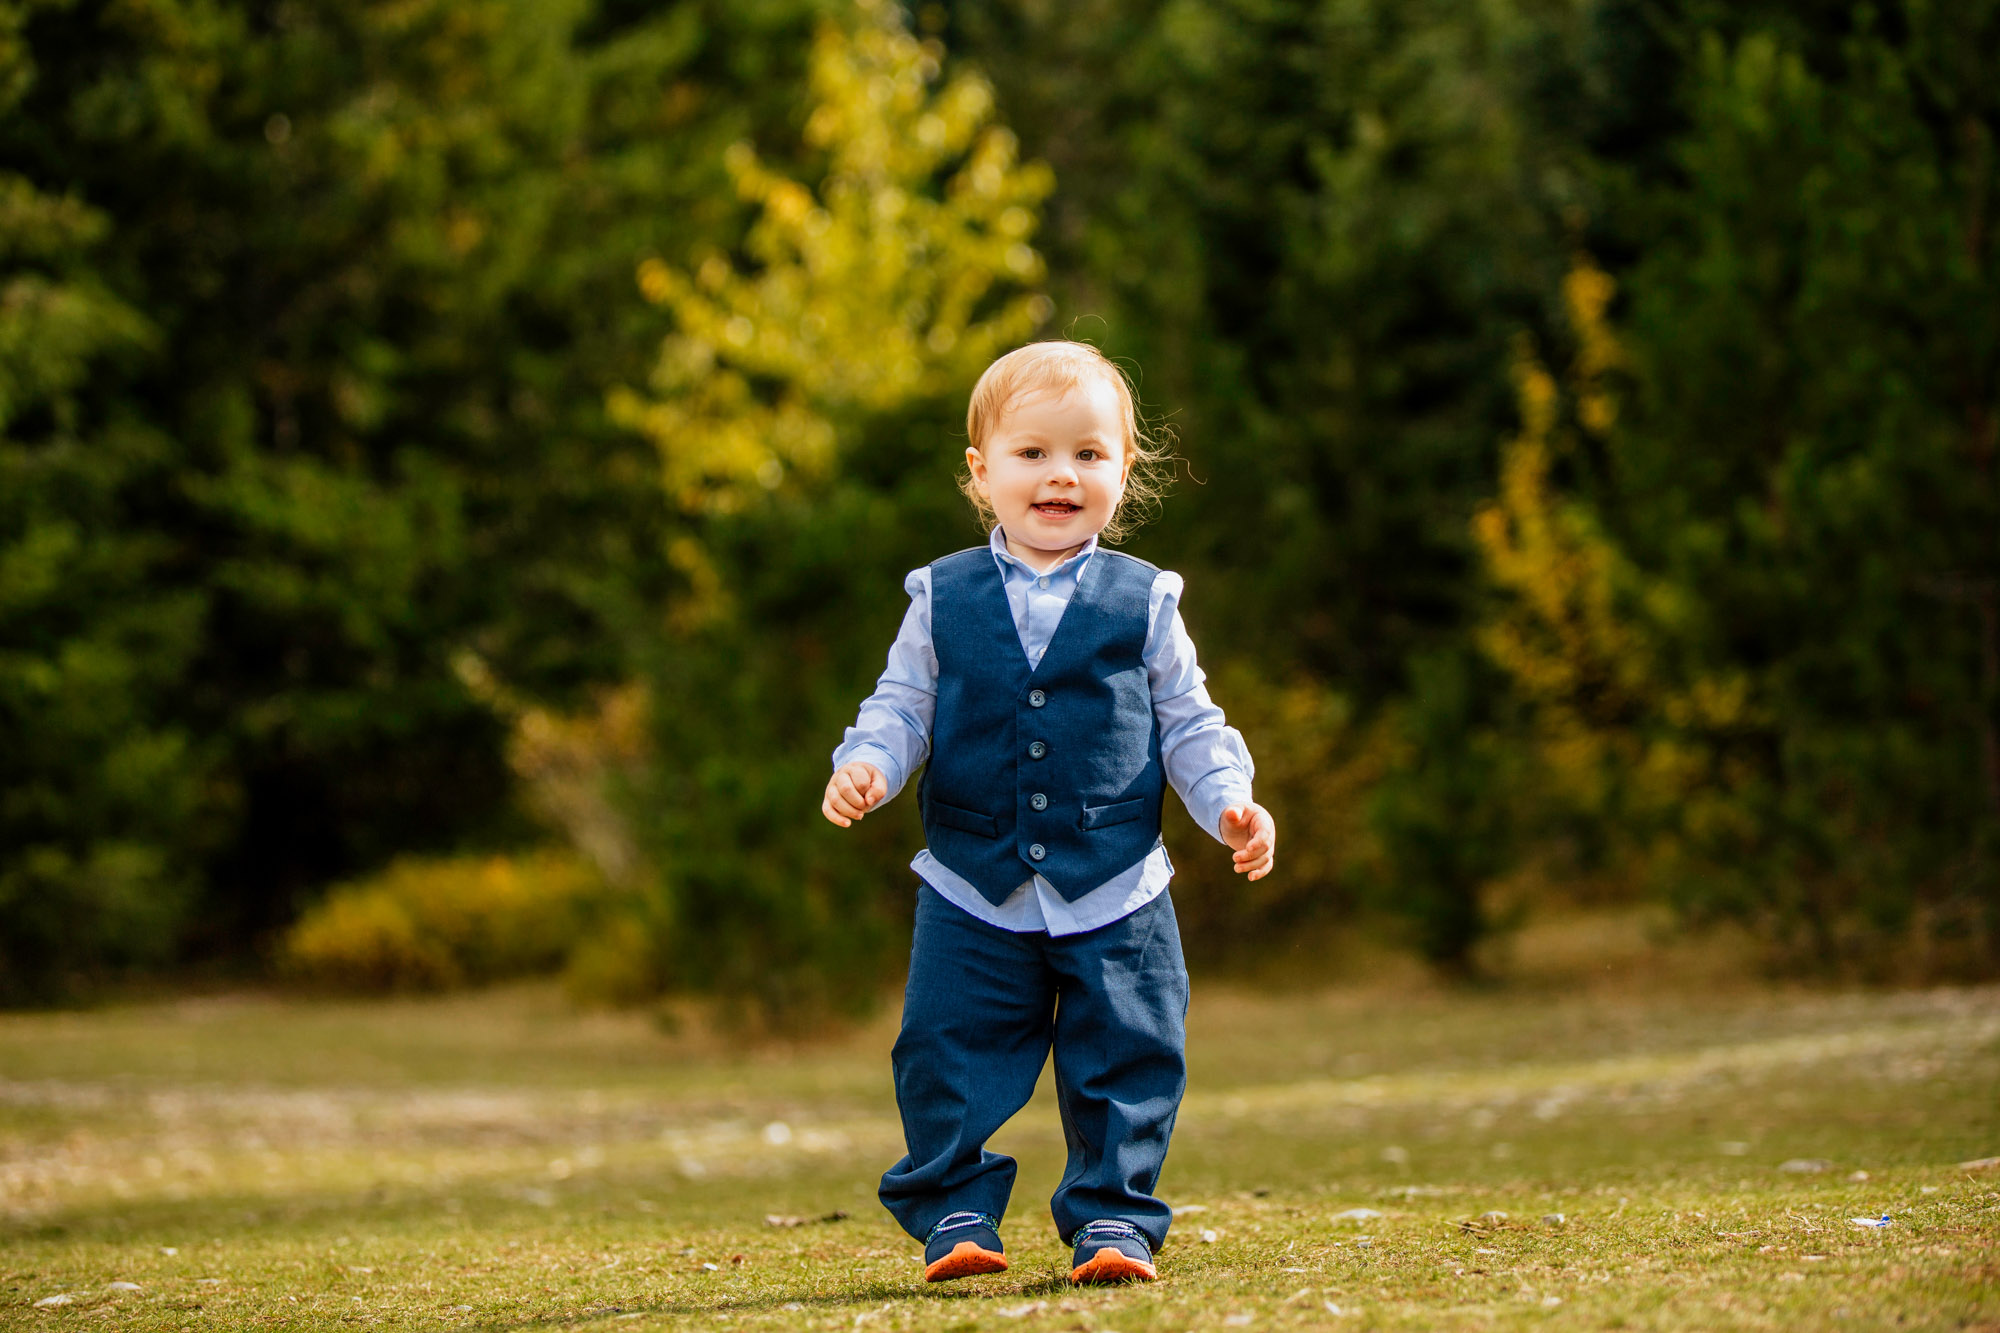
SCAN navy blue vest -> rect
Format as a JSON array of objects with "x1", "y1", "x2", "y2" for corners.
[{"x1": 917, "y1": 546, "x2": 1166, "y2": 905}]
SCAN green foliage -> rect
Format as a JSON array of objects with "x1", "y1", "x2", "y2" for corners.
[
  {"x1": 1157, "y1": 666, "x2": 1385, "y2": 970},
  {"x1": 0, "y1": 0, "x2": 825, "y2": 988},
  {"x1": 6, "y1": 0, "x2": 2000, "y2": 1005},
  {"x1": 1474, "y1": 13, "x2": 2000, "y2": 974},
  {"x1": 953, "y1": 0, "x2": 2000, "y2": 975},
  {"x1": 1472, "y1": 261, "x2": 1734, "y2": 916},
  {"x1": 1364, "y1": 650, "x2": 1518, "y2": 973},
  {"x1": 614, "y1": 5, "x2": 1052, "y2": 1023},
  {"x1": 1600, "y1": 15, "x2": 2000, "y2": 970},
  {"x1": 279, "y1": 850, "x2": 606, "y2": 991},
  {"x1": 0, "y1": 26, "x2": 206, "y2": 1002},
  {"x1": 939, "y1": 0, "x2": 1579, "y2": 965},
  {"x1": 948, "y1": 0, "x2": 1573, "y2": 686}
]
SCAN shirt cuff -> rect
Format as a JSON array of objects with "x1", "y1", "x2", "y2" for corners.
[
  {"x1": 831, "y1": 742, "x2": 906, "y2": 800},
  {"x1": 1185, "y1": 771, "x2": 1256, "y2": 844}
]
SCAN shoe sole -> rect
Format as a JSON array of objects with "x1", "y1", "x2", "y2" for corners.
[
  {"x1": 923, "y1": 1241, "x2": 1009, "y2": 1282},
  {"x1": 1069, "y1": 1248, "x2": 1157, "y2": 1284}
]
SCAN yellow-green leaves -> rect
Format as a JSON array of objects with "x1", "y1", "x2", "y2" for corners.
[
  {"x1": 1474, "y1": 258, "x2": 1759, "y2": 884},
  {"x1": 613, "y1": 0, "x2": 1053, "y2": 516},
  {"x1": 1474, "y1": 262, "x2": 1651, "y2": 736}
]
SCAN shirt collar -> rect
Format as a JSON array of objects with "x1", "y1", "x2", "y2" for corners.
[{"x1": 988, "y1": 525, "x2": 1098, "y2": 580}]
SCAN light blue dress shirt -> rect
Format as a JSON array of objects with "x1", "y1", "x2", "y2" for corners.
[{"x1": 834, "y1": 526, "x2": 1256, "y2": 936}]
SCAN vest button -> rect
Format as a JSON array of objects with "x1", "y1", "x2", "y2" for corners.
[
  {"x1": 1028, "y1": 689, "x2": 1046, "y2": 708},
  {"x1": 1028, "y1": 843, "x2": 1047, "y2": 861},
  {"x1": 1030, "y1": 792, "x2": 1048, "y2": 811},
  {"x1": 1027, "y1": 740, "x2": 1048, "y2": 759}
]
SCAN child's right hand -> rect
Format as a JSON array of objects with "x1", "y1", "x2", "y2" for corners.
[{"x1": 822, "y1": 761, "x2": 887, "y2": 827}]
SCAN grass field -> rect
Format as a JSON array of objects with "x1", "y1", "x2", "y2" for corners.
[{"x1": 4, "y1": 944, "x2": 1998, "y2": 1330}]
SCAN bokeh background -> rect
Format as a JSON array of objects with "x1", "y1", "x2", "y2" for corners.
[{"x1": 4, "y1": 0, "x2": 1997, "y2": 1020}]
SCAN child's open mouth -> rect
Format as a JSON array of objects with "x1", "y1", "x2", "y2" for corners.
[{"x1": 1032, "y1": 501, "x2": 1080, "y2": 517}]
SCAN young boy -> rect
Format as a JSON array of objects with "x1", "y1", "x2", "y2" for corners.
[{"x1": 822, "y1": 340, "x2": 1276, "y2": 1284}]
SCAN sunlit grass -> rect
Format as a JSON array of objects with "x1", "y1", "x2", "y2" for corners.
[{"x1": 3, "y1": 965, "x2": 1996, "y2": 1330}]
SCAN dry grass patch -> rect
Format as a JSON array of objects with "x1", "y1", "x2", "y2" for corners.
[{"x1": 3, "y1": 980, "x2": 1996, "y2": 1330}]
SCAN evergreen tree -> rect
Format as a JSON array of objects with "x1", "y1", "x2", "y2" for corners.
[
  {"x1": 0, "y1": 0, "x2": 827, "y2": 990},
  {"x1": 613, "y1": 3, "x2": 1054, "y2": 1021},
  {"x1": 1, "y1": 30, "x2": 201, "y2": 998}
]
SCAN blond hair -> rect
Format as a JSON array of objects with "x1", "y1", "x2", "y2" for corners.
[{"x1": 959, "y1": 340, "x2": 1174, "y2": 544}]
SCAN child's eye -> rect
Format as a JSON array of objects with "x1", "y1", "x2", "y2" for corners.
[
  {"x1": 1077, "y1": 449, "x2": 1098, "y2": 461},
  {"x1": 1020, "y1": 448, "x2": 1044, "y2": 460}
]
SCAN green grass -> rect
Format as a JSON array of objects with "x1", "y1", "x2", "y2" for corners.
[{"x1": 3, "y1": 971, "x2": 1997, "y2": 1330}]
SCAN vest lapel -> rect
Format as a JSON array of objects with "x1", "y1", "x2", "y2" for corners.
[
  {"x1": 1028, "y1": 552, "x2": 1110, "y2": 683},
  {"x1": 963, "y1": 553, "x2": 1032, "y2": 677}
]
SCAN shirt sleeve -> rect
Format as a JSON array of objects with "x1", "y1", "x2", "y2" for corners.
[
  {"x1": 1145, "y1": 570, "x2": 1257, "y2": 843},
  {"x1": 831, "y1": 567, "x2": 937, "y2": 803}
]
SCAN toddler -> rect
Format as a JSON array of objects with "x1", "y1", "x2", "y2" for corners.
[{"x1": 823, "y1": 340, "x2": 1275, "y2": 1285}]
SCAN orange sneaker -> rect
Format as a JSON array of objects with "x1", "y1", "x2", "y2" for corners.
[
  {"x1": 1068, "y1": 1220, "x2": 1157, "y2": 1284},
  {"x1": 922, "y1": 1211, "x2": 1007, "y2": 1282}
]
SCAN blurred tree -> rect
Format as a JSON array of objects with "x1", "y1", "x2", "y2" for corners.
[
  {"x1": 0, "y1": 39, "x2": 203, "y2": 999},
  {"x1": 7, "y1": 0, "x2": 1997, "y2": 1001},
  {"x1": 946, "y1": 0, "x2": 1576, "y2": 688},
  {"x1": 610, "y1": 1, "x2": 1054, "y2": 1022},
  {"x1": 0, "y1": 0, "x2": 827, "y2": 990},
  {"x1": 953, "y1": 0, "x2": 2000, "y2": 977},
  {"x1": 940, "y1": 0, "x2": 1581, "y2": 964},
  {"x1": 1480, "y1": 8, "x2": 2000, "y2": 973},
  {"x1": 1474, "y1": 259, "x2": 1757, "y2": 926},
  {"x1": 1363, "y1": 648, "x2": 1518, "y2": 974},
  {"x1": 1602, "y1": 15, "x2": 2000, "y2": 970}
]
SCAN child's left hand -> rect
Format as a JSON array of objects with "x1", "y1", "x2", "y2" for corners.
[{"x1": 1219, "y1": 803, "x2": 1277, "y2": 881}]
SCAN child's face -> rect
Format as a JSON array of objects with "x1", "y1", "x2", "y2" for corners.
[{"x1": 965, "y1": 377, "x2": 1131, "y2": 566}]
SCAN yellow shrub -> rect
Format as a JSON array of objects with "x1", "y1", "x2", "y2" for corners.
[
  {"x1": 561, "y1": 913, "x2": 665, "y2": 1007},
  {"x1": 280, "y1": 851, "x2": 604, "y2": 992}
]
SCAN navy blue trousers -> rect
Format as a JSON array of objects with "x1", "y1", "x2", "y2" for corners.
[{"x1": 878, "y1": 884, "x2": 1189, "y2": 1253}]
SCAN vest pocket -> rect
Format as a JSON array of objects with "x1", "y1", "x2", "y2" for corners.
[
  {"x1": 1080, "y1": 797, "x2": 1147, "y2": 831},
  {"x1": 930, "y1": 801, "x2": 999, "y2": 838}
]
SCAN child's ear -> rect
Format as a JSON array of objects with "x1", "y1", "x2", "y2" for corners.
[{"x1": 964, "y1": 445, "x2": 989, "y2": 495}]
